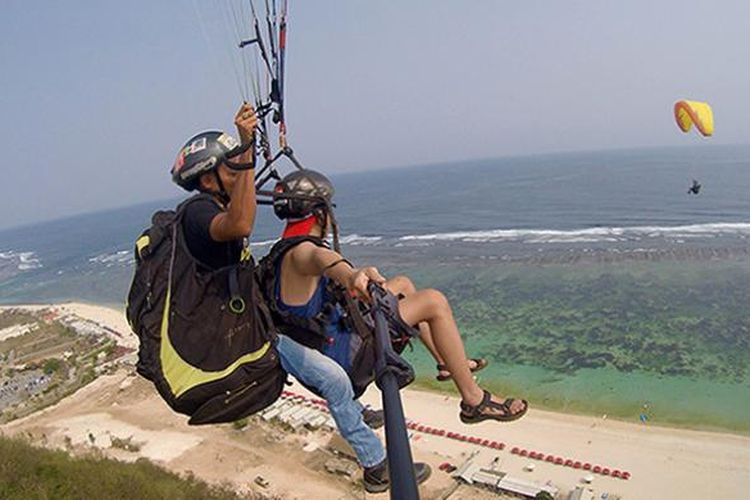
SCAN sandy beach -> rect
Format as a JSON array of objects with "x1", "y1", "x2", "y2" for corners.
[{"x1": 2, "y1": 302, "x2": 750, "y2": 499}]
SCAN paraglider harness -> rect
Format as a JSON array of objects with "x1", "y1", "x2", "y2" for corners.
[
  {"x1": 257, "y1": 234, "x2": 417, "y2": 399},
  {"x1": 126, "y1": 194, "x2": 285, "y2": 425}
]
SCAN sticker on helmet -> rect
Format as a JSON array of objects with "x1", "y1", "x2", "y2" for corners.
[
  {"x1": 217, "y1": 133, "x2": 240, "y2": 150},
  {"x1": 180, "y1": 157, "x2": 217, "y2": 179},
  {"x1": 172, "y1": 151, "x2": 186, "y2": 173},
  {"x1": 185, "y1": 137, "x2": 207, "y2": 156}
]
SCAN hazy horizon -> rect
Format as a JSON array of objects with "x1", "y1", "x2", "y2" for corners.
[{"x1": 1, "y1": 142, "x2": 748, "y2": 233}]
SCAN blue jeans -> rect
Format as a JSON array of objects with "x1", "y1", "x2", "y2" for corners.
[{"x1": 275, "y1": 334, "x2": 386, "y2": 468}]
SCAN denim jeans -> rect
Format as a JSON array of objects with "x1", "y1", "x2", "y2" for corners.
[{"x1": 275, "y1": 334, "x2": 386, "y2": 468}]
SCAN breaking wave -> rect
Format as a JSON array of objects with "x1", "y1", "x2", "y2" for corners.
[
  {"x1": 396, "y1": 223, "x2": 750, "y2": 245},
  {"x1": 0, "y1": 250, "x2": 43, "y2": 271},
  {"x1": 339, "y1": 234, "x2": 383, "y2": 246},
  {"x1": 88, "y1": 250, "x2": 134, "y2": 266}
]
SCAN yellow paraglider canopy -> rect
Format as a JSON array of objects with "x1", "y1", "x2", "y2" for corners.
[{"x1": 674, "y1": 100, "x2": 714, "y2": 137}]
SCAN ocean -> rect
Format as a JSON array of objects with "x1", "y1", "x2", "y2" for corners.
[{"x1": 2, "y1": 144, "x2": 750, "y2": 433}]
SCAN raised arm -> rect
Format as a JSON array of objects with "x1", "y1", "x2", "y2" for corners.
[
  {"x1": 288, "y1": 242, "x2": 386, "y2": 300},
  {"x1": 209, "y1": 103, "x2": 258, "y2": 241}
]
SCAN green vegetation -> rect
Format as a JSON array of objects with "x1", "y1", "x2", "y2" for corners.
[
  {"x1": 0, "y1": 310, "x2": 37, "y2": 329},
  {"x1": 0, "y1": 312, "x2": 88, "y2": 368},
  {"x1": 110, "y1": 435, "x2": 142, "y2": 453},
  {"x1": 0, "y1": 436, "x2": 251, "y2": 500},
  {"x1": 80, "y1": 366, "x2": 96, "y2": 385},
  {"x1": 42, "y1": 358, "x2": 62, "y2": 375},
  {"x1": 103, "y1": 342, "x2": 117, "y2": 357},
  {"x1": 232, "y1": 418, "x2": 249, "y2": 430},
  {"x1": 404, "y1": 260, "x2": 750, "y2": 383}
]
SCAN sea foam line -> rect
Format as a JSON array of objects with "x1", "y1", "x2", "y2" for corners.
[
  {"x1": 339, "y1": 234, "x2": 383, "y2": 245},
  {"x1": 89, "y1": 250, "x2": 133, "y2": 265},
  {"x1": 0, "y1": 250, "x2": 43, "y2": 270},
  {"x1": 397, "y1": 222, "x2": 750, "y2": 244}
]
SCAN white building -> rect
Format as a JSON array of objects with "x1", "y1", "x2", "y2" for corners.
[{"x1": 453, "y1": 457, "x2": 559, "y2": 498}]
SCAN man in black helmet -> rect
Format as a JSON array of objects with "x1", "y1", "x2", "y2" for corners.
[
  {"x1": 125, "y1": 103, "x2": 286, "y2": 427},
  {"x1": 172, "y1": 103, "x2": 259, "y2": 269}
]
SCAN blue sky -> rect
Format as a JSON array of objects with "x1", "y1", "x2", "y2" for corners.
[{"x1": 1, "y1": 1, "x2": 748, "y2": 229}]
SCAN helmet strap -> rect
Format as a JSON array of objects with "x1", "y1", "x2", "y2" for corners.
[
  {"x1": 313, "y1": 209, "x2": 327, "y2": 228},
  {"x1": 213, "y1": 170, "x2": 231, "y2": 206},
  {"x1": 322, "y1": 203, "x2": 341, "y2": 253},
  {"x1": 222, "y1": 141, "x2": 255, "y2": 171}
]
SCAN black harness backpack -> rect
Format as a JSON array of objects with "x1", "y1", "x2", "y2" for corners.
[{"x1": 126, "y1": 194, "x2": 285, "y2": 425}]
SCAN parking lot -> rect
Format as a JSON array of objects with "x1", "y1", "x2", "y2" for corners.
[{"x1": 0, "y1": 370, "x2": 50, "y2": 411}]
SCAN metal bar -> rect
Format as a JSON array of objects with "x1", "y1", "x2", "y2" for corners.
[{"x1": 370, "y1": 283, "x2": 419, "y2": 500}]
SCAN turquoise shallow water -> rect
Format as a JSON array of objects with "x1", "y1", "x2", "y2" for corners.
[
  {"x1": 405, "y1": 355, "x2": 750, "y2": 434},
  {"x1": 396, "y1": 259, "x2": 750, "y2": 435}
]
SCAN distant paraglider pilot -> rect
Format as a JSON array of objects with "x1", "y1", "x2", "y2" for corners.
[{"x1": 674, "y1": 100, "x2": 711, "y2": 197}]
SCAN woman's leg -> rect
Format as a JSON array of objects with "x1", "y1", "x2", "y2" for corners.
[
  {"x1": 397, "y1": 288, "x2": 526, "y2": 418},
  {"x1": 386, "y1": 275, "x2": 484, "y2": 377},
  {"x1": 386, "y1": 276, "x2": 440, "y2": 358}
]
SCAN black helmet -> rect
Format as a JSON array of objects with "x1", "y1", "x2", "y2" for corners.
[
  {"x1": 171, "y1": 130, "x2": 248, "y2": 192},
  {"x1": 273, "y1": 170, "x2": 335, "y2": 220}
]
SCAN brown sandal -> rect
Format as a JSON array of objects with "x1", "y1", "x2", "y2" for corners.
[
  {"x1": 460, "y1": 390, "x2": 528, "y2": 423},
  {"x1": 436, "y1": 358, "x2": 488, "y2": 381}
]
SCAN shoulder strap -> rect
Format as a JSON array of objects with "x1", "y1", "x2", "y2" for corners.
[
  {"x1": 258, "y1": 235, "x2": 329, "y2": 293},
  {"x1": 257, "y1": 236, "x2": 331, "y2": 345},
  {"x1": 135, "y1": 210, "x2": 175, "y2": 261},
  {"x1": 135, "y1": 193, "x2": 214, "y2": 262}
]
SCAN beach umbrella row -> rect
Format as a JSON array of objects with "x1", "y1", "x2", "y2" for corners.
[
  {"x1": 510, "y1": 447, "x2": 630, "y2": 480},
  {"x1": 281, "y1": 392, "x2": 631, "y2": 481},
  {"x1": 405, "y1": 421, "x2": 506, "y2": 449}
]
